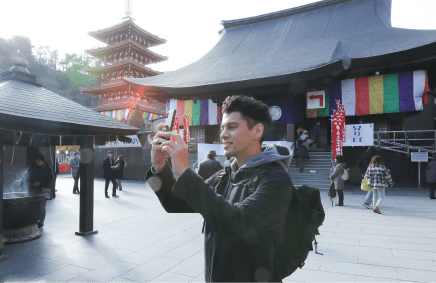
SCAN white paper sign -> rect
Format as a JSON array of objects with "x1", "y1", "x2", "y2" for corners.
[
  {"x1": 411, "y1": 152, "x2": 428, "y2": 162},
  {"x1": 97, "y1": 135, "x2": 142, "y2": 148},
  {"x1": 342, "y1": 123, "x2": 374, "y2": 147},
  {"x1": 307, "y1": 91, "x2": 326, "y2": 109}
]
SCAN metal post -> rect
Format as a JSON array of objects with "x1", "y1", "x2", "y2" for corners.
[
  {"x1": 418, "y1": 162, "x2": 421, "y2": 189},
  {"x1": 0, "y1": 141, "x2": 9, "y2": 261},
  {"x1": 75, "y1": 138, "x2": 98, "y2": 237}
]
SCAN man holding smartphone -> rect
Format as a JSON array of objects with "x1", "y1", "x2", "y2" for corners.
[{"x1": 146, "y1": 96, "x2": 293, "y2": 282}]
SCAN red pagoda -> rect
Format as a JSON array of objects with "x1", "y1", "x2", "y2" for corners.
[{"x1": 81, "y1": 6, "x2": 167, "y2": 123}]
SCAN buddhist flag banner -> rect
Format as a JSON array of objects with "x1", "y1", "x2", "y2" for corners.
[
  {"x1": 306, "y1": 70, "x2": 429, "y2": 117},
  {"x1": 166, "y1": 99, "x2": 221, "y2": 126},
  {"x1": 263, "y1": 99, "x2": 303, "y2": 124}
]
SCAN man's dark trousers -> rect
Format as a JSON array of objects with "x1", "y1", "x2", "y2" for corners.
[
  {"x1": 73, "y1": 176, "x2": 80, "y2": 194},
  {"x1": 105, "y1": 176, "x2": 117, "y2": 196}
]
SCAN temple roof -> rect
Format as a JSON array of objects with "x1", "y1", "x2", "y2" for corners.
[
  {"x1": 86, "y1": 39, "x2": 167, "y2": 63},
  {"x1": 0, "y1": 71, "x2": 138, "y2": 136},
  {"x1": 89, "y1": 20, "x2": 166, "y2": 47},
  {"x1": 85, "y1": 60, "x2": 161, "y2": 76},
  {"x1": 80, "y1": 81, "x2": 130, "y2": 95},
  {"x1": 125, "y1": 0, "x2": 436, "y2": 95}
]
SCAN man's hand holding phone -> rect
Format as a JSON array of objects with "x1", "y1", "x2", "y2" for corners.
[{"x1": 151, "y1": 123, "x2": 189, "y2": 176}]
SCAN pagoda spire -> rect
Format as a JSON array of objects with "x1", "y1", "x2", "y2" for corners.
[{"x1": 122, "y1": 0, "x2": 135, "y2": 21}]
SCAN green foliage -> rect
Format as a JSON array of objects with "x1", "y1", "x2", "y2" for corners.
[
  {"x1": 0, "y1": 36, "x2": 98, "y2": 107},
  {"x1": 60, "y1": 53, "x2": 104, "y2": 87}
]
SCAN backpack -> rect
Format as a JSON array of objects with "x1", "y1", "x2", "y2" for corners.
[
  {"x1": 207, "y1": 166, "x2": 325, "y2": 279},
  {"x1": 339, "y1": 165, "x2": 349, "y2": 181}
]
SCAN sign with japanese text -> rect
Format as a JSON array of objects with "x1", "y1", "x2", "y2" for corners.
[
  {"x1": 411, "y1": 152, "x2": 428, "y2": 162},
  {"x1": 307, "y1": 91, "x2": 326, "y2": 109},
  {"x1": 332, "y1": 100, "x2": 345, "y2": 160},
  {"x1": 183, "y1": 115, "x2": 191, "y2": 143},
  {"x1": 342, "y1": 123, "x2": 374, "y2": 147}
]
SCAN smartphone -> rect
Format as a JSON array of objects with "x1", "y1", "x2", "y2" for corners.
[{"x1": 162, "y1": 109, "x2": 176, "y2": 140}]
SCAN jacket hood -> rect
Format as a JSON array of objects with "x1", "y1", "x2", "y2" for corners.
[{"x1": 239, "y1": 144, "x2": 292, "y2": 171}]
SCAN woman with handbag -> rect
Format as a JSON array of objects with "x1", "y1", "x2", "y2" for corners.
[
  {"x1": 114, "y1": 155, "x2": 127, "y2": 191},
  {"x1": 364, "y1": 156, "x2": 394, "y2": 214},
  {"x1": 330, "y1": 155, "x2": 347, "y2": 206}
]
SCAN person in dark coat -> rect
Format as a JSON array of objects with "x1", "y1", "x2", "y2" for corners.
[
  {"x1": 358, "y1": 146, "x2": 377, "y2": 208},
  {"x1": 330, "y1": 155, "x2": 347, "y2": 206},
  {"x1": 426, "y1": 159, "x2": 436, "y2": 199},
  {"x1": 146, "y1": 96, "x2": 292, "y2": 282},
  {"x1": 70, "y1": 152, "x2": 80, "y2": 194},
  {"x1": 294, "y1": 143, "x2": 309, "y2": 172},
  {"x1": 311, "y1": 121, "x2": 321, "y2": 149},
  {"x1": 16, "y1": 153, "x2": 54, "y2": 227},
  {"x1": 114, "y1": 155, "x2": 126, "y2": 191},
  {"x1": 197, "y1": 150, "x2": 223, "y2": 181},
  {"x1": 103, "y1": 151, "x2": 118, "y2": 198}
]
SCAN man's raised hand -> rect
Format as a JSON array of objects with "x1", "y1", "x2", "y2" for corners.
[{"x1": 158, "y1": 131, "x2": 189, "y2": 176}]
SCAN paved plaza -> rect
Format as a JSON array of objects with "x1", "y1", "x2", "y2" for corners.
[{"x1": 1, "y1": 174, "x2": 436, "y2": 282}]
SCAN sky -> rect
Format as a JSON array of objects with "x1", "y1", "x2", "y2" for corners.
[{"x1": 1, "y1": 0, "x2": 436, "y2": 72}]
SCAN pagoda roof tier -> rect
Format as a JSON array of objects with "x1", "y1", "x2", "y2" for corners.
[
  {"x1": 80, "y1": 81, "x2": 130, "y2": 95},
  {"x1": 86, "y1": 39, "x2": 167, "y2": 63},
  {"x1": 125, "y1": 0, "x2": 436, "y2": 95},
  {"x1": 85, "y1": 60, "x2": 161, "y2": 77},
  {"x1": 89, "y1": 20, "x2": 166, "y2": 47}
]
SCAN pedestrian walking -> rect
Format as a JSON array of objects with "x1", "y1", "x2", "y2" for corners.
[
  {"x1": 102, "y1": 151, "x2": 118, "y2": 198},
  {"x1": 358, "y1": 146, "x2": 377, "y2": 209},
  {"x1": 364, "y1": 156, "x2": 394, "y2": 214},
  {"x1": 294, "y1": 142, "x2": 309, "y2": 172},
  {"x1": 70, "y1": 152, "x2": 80, "y2": 194},
  {"x1": 330, "y1": 155, "x2": 347, "y2": 206},
  {"x1": 114, "y1": 155, "x2": 126, "y2": 191},
  {"x1": 312, "y1": 121, "x2": 321, "y2": 149},
  {"x1": 197, "y1": 150, "x2": 223, "y2": 181},
  {"x1": 426, "y1": 159, "x2": 436, "y2": 199},
  {"x1": 146, "y1": 95, "x2": 292, "y2": 282}
]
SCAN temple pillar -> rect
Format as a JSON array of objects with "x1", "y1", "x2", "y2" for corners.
[
  {"x1": 0, "y1": 141, "x2": 9, "y2": 261},
  {"x1": 75, "y1": 138, "x2": 98, "y2": 236}
]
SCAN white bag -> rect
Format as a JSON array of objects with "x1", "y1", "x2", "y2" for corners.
[{"x1": 340, "y1": 165, "x2": 349, "y2": 181}]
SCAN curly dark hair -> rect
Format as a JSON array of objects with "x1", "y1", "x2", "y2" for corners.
[
  {"x1": 221, "y1": 95, "x2": 272, "y2": 143},
  {"x1": 369, "y1": 155, "x2": 384, "y2": 166}
]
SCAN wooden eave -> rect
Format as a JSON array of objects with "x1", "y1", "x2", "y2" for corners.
[
  {"x1": 86, "y1": 39, "x2": 167, "y2": 62},
  {"x1": 85, "y1": 60, "x2": 161, "y2": 76},
  {"x1": 88, "y1": 20, "x2": 166, "y2": 47}
]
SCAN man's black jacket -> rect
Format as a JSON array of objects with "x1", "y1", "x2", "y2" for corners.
[
  {"x1": 197, "y1": 158, "x2": 223, "y2": 180},
  {"x1": 146, "y1": 145, "x2": 293, "y2": 282},
  {"x1": 102, "y1": 157, "x2": 115, "y2": 178},
  {"x1": 22, "y1": 162, "x2": 54, "y2": 190}
]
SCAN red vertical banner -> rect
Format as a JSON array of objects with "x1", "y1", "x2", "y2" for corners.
[
  {"x1": 183, "y1": 115, "x2": 190, "y2": 143},
  {"x1": 355, "y1": 77, "x2": 370, "y2": 116},
  {"x1": 332, "y1": 102, "x2": 345, "y2": 161}
]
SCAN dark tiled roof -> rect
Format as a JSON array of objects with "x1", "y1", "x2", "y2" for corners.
[
  {"x1": 125, "y1": 0, "x2": 436, "y2": 93},
  {"x1": 0, "y1": 76, "x2": 138, "y2": 135}
]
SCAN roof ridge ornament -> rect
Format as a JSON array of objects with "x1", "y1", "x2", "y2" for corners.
[
  {"x1": 10, "y1": 50, "x2": 30, "y2": 74},
  {"x1": 122, "y1": 0, "x2": 135, "y2": 22}
]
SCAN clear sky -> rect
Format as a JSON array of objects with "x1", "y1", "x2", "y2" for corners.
[{"x1": 1, "y1": 0, "x2": 436, "y2": 72}]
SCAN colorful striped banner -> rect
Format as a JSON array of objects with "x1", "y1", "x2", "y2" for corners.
[
  {"x1": 192, "y1": 100, "x2": 201, "y2": 126},
  {"x1": 165, "y1": 99, "x2": 221, "y2": 126},
  {"x1": 307, "y1": 70, "x2": 429, "y2": 117}
]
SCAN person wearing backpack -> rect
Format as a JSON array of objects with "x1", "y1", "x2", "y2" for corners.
[
  {"x1": 146, "y1": 96, "x2": 293, "y2": 282},
  {"x1": 330, "y1": 155, "x2": 347, "y2": 206},
  {"x1": 364, "y1": 155, "x2": 394, "y2": 214}
]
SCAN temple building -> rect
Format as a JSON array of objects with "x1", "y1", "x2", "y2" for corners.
[
  {"x1": 81, "y1": 15, "x2": 167, "y2": 124},
  {"x1": 125, "y1": 0, "x2": 436, "y2": 186}
]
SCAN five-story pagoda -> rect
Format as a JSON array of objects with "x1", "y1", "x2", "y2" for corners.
[{"x1": 81, "y1": 2, "x2": 167, "y2": 123}]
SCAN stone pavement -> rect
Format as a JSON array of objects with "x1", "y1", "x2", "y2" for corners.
[{"x1": 1, "y1": 174, "x2": 436, "y2": 282}]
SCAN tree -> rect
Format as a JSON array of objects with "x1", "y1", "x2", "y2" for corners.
[{"x1": 59, "y1": 53, "x2": 103, "y2": 87}]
